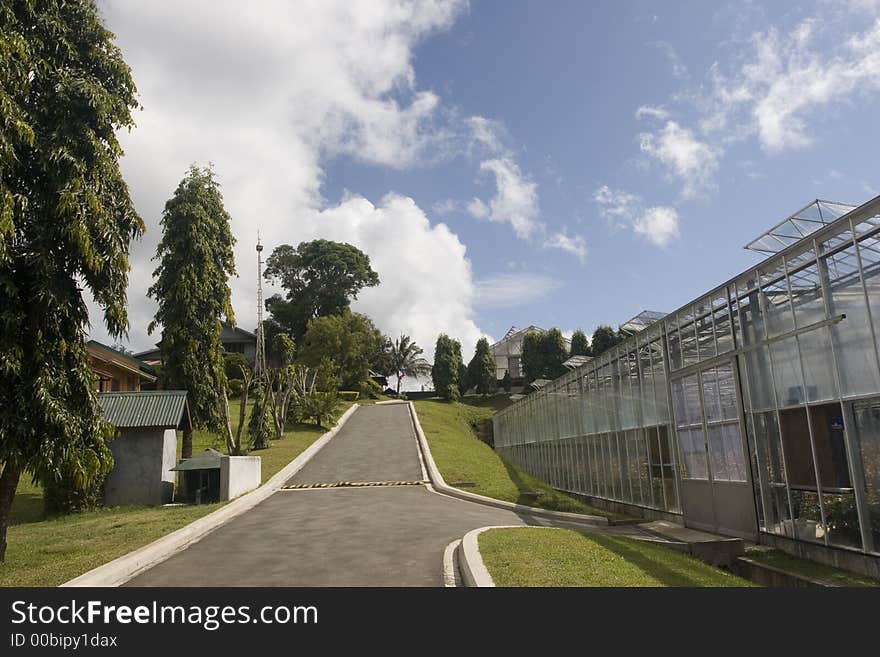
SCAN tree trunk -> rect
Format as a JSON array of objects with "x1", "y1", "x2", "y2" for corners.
[
  {"x1": 396, "y1": 375, "x2": 401, "y2": 395},
  {"x1": 0, "y1": 463, "x2": 22, "y2": 563},
  {"x1": 221, "y1": 391, "x2": 240, "y2": 456},
  {"x1": 182, "y1": 427, "x2": 193, "y2": 459}
]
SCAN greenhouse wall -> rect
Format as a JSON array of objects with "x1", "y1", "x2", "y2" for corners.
[{"x1": 494, "y1": 196, "x2": 880, "y2": 572}]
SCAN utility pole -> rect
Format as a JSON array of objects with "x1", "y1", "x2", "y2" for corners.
[{"x1": 254, "y1": 233, "x2": 267, "y2": 384}]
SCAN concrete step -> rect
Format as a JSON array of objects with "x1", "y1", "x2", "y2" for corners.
[{"x1": 637, "y1": 520, "x2": 745, "y2": 566}]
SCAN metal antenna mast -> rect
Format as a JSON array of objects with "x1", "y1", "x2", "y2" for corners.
[{"x1": 255, "y1": 232, "x2": 267, "y2": 383}]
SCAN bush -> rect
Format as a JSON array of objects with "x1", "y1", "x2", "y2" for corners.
[
  {"x1": 228, "y1": 378, "x2": 244, "y2": 397},
  {"x1": 44, "y1": 471, "x2": 107, "y2": 515},
  {"x1": 359, "y1": 378, "x2": 383, "y2": 399},
  {"x1": 338, "y1": 390, "x2": 360, "y2": 402},
  {"x1": 301, "y1": 391, "x2": 339, "y2": 427}
]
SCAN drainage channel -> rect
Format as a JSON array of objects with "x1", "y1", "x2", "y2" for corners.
[{"x1": 281, "y1": 480, "x2": 428, "y2": 490}]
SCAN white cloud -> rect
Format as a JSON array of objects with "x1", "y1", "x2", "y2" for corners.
[
  {"x1": 543, "y1": 231, "x2": 587, "y2": 261},
  {"x1": 474, "y1": 273, "x2": 562, "y2": 309},
  {"x1": 86, "y1": 1, "x2": 485, "y2": 359},
  {"x1": 635, "y1": 105, "x2": 671, "y2": 121},
  {"x1": 639, "y1": 121, "x2": 719, "y2": 198},
  {"x1": 594, "y1": 184, "x2": 640, "y2": 228},
  {"x1": 311, "y1": 194, "x2": 483, "y2": 360},
  {"x1": 701, "y1": 18, "x2": 880, "y2": 152},
  {"x1": 594, "y1": 185, "x2": 680, "y2": 247},
  {"x1": 469, "y1": 157, "x2": 541, "y2": 239},
  {"x1": 466, "y1": 115, "x2": 506, "y2": 155},
  {"x1": 633, "y1": 206, "x2": 680, "y2": 247}
]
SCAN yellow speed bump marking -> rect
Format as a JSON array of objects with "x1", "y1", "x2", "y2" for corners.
[{"x1": 281, "y1": 480, "x2": 428, "y2": 490}]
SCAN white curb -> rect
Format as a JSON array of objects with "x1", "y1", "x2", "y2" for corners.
[
  {"x1": 61, "y1": 403, "x2": 360, "y2": 587},
  {"x1": 458, "y1": 525, "x2": 523, "y2": 587},
  {"x1": 407, "y1": 402, "x2": 607, "y2": 527}
]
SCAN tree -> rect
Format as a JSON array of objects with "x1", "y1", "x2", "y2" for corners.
[
  {"x1": 0, "y1": 1, "x2": 142, "y2": 562},
  {"x1": 388, "y1": 335, "x2": 431, "y2": 395},
  {"x1": 591, "y1": 325, "x2": 620, "y2": 357},
  {"x1": 521, "y1": 331, "x2": 544, "y2": 384},
  {"x1": 466, "y1": 338, "x2": 497, "y2": 395},
  {"x1": 542, "y1": 328, "x2": 568, "y2": 380},
  {"x1": 148, "y1": 165, "x2": 237, "y2": 459},
  {"x1": 296, "y1": 310, "x2": 385, "y2": 390},
  {"x1": 264, "y1": 240, "x2": 380, "y2": 341},
  {"x1": 501, "y1": 371, "x2": 512, "y2": 392},
  {"x1": 224, "y1": 352, "x2": 251, "y2": 381},
  {"x1": 522, "y1": 329, "x2": 567, "y2": 383},
  {"x1": 570, "y1": 329, "x2": 591, "y2": 357},
  {"x1": 431, "y1": 334, "x2": 462, "y2": 401}
]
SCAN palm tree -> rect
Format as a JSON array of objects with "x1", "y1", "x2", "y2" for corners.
[{"x1": 389, "y1": 334, "x2": 432, "y2": 395}]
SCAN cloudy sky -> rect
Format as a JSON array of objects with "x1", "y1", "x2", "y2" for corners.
[{"x1": 90, "y1": 0, "x2": 880, "y2": 361}]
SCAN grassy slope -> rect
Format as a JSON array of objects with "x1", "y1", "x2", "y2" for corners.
[
  {"x1": 480, "y1": 527, "x2": 755, "y2": 587},
  {"x1": 1, "y1": 399, "x2": 351, "y2": 587},
  {"x1": 743, "y1": 549, "x2": 879, "y2": 587},
  {"x1": 414, "y1": 397, "x2": 620, "y2": 519}
]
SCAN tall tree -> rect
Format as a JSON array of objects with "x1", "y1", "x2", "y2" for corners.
[
  {"x1": 148, "y1": 165, "x2": 237, "y2": 459},
  {"x1": 264, "y1": 240, "x2": 380, "y2": 341},
  {"x1": 591, "y1": 325, "x2": 620, "y2": 357},
  {"x1": 570, "y1": 329, "x2": 591, "y2": 357},
  {"x1": 388, "y1": 334, "x2": 431, "y2": 395},
  {"x1": 466, "y1": 338, "x2": 497, "y2": 395},
  {"x1": 296, "y1": 310, "x2": 385, "y2": 391},
  {"x1": 522, "y1": 329, "x2": 567, "y2": 383},
  {"x1": 542, "y1": 328, "x2": 568, "y2": 379},
  {"x1": 521, "y1": 331, "x2": 544, "y2": 384},
  {"x1": 0, "y1": 1, "x2": 142, "y2": 562},
  {"x1": 431, "y1": 334, "x2": 462, "y2": 401}
]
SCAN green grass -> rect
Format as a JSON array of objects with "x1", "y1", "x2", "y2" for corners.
[
  {"x1": 413, "y1": 397, "x2": 623, "y2": 519},
  {"x1": 2, "y1": 399, "x2": 351, "y2": 587},
  {"x1": 743, "y1": 548, "x2": 879, "y2": 587},
  {"x1": 479, "y1": 527, "x2": 755, "y2": 587}
]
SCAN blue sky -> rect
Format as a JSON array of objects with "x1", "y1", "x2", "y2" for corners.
[{"x1": 94, "y1": 1, "x2": 880, "y2": 360}]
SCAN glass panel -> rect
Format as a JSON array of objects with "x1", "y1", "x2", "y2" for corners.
[
  {"x1": 762, "y1": 266, "x2": 795, "y2": 337},
  {"x1": 680, "y1": 319, "x2": 699, "y2": 367},
  {"x1": 797, "y1": 328, "x2": 838, "y2": 403},
  {"x1": 737, "y1": 285, "x2": 765, "y2": 346},
  {"x1": 722, "y1": 423, "x2": 748, "y2": 482},
  {"x1": 789, "y1": 259, "x2": 825, "y2": 328},
  {"x1": 752, "y1": 411, "x2": 793, "y2": 536},
  {"x1": 678, "y1": 427, "x2": 708, "y2": 480},
  {"x1": 714, "y1": 295, "x2": 734, "y2": 354},
  {"x1": 770, "y1": 337, "x2": 804, "y2": 407},
  {"x1": 825, "y1": 243, "x2": 880, "y2": 397},
  {"x1": 744, "y1": 346, "x2": 775, "y2": 411},
  {"x1": 659, "y1": 425, "x2": 679, "y2": 511},
  {"x1": 708, "y1": 425, "x2": 730, "y2": 481},
  {"x1": 852, "y1": 399, "x2": 880, "y2": 554},
  {"x1": 701, "y1": 368, "x2": 722, "y2": 423}
]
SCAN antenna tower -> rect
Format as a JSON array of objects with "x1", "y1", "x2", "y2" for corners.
[{"x1": 255, "y1": 233, "x2": 267, "y2": 383}]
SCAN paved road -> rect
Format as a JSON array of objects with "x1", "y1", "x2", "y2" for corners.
[{"x1": 127, "y1": 403, "x2": 536, "y2": 586}]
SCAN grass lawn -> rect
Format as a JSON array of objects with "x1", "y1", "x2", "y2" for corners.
[
  {"x1": 479, "y1": 527, "x2": 755, "y2": 587},
  {"x1": 1, "y1": 399, "x2": 352, "y2": 587},
  {"x1": 743, "y1": 548, "x2": 879, "y2": 587},
  {"x1": 413, "y1": 397, "x2": 623, "y2": 520}
]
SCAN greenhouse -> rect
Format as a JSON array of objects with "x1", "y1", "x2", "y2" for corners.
[{"x1": 493, "y1": 197, "x2": 880, "y2": 573}]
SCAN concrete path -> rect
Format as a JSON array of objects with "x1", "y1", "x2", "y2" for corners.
[{"x1": 126, "y1": 404, "x2": 542, "y2": 586}]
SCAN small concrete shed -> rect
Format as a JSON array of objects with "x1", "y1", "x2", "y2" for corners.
[
  {"x1": 172, "y1": 448, "x2": 261, "y2": 504},
  {"x1": 99, "y1": 390, "x2": 191, "y2": 507}
]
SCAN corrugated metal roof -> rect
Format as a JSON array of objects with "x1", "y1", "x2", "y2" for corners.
[{"x1": 97, "y1": 390, "x2": 190, "y2": 429}]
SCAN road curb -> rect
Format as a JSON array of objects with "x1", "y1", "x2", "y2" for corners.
[
  {"x1": 61, "y1": 403, "x2": 361, "y2": 587},
  {"x1": 458, "y1": 525, "x2": 524, "y2": 587},
  {"x1": 407, "y1": 402, "x2": 607, "y2": 527}
]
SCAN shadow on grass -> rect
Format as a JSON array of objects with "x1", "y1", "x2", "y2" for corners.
[
  {"x1": 586, "y1": 533, "x2": 712, "y2": 586},
  {"x1": 9, "y1": 492, "x2": 45, "y2": 526}
]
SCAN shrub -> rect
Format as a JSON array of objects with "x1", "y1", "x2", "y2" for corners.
[
  {"x1": 228, "y1": 378, "x2": 244, "y2": 397},
  {"x1": 338, "y1": 390, "x2": 360, "y2": 402},
  {"x1": 44, "y1": 471, "x2": 107, "y2": 515},
  {"x1": 359, "y1": 378, "x2": 383, "y2": 399},
  {"x1": 301, "y1": 391, "x2": 339, "y2": 428}
]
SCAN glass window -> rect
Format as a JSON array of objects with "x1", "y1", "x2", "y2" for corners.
[
  {"x1": 678, "y1": 427, "x2": 708, "y2": 480},
  {"x1": 797, "y1": 328, "x2": 838, "y2": 402},
  {"x1": 770, "y1": 337, "x2": 804, "y2": 407},
  {"x1": 762, "y1": 265, "x2": 795, "y2": 337},
  {"x1": 852, "y1": 399, "x2": 880, "y2": 554},
  {"x1": 825, "y1": 242, "x2": 880, "y2": 397}
]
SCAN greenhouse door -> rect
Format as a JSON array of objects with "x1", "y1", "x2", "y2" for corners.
[{"x1": 673, "y1": 362, "x2": 757, "y2": 539}]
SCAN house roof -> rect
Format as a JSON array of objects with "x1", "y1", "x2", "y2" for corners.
[
  {"x1": 87, "y1": 340, "x2": 157, "y2": 381},
  {"x1": 97, "y1": 390, "x2": 191, "y2": 430},
  {"x1": 220, "y1": 321, "x2": 257, "y2": 343},
  {"x1": 171, "y1": 448, "x2": 224, "y2": 471}
]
